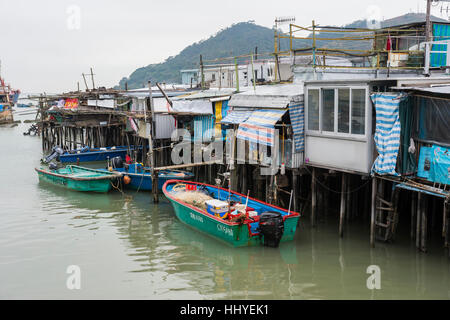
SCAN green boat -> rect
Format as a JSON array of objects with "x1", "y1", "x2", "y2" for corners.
[
  {"x1": 35, "y1": 165, "x2": 122, "y2": 192},
  {"x1": 163, "y1": 180, "x2": 301, "y2": 247}
]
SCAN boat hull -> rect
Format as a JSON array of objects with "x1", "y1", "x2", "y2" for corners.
[
  {"x1": 35, "y1": 166, "x2": 120, "y2": 192},
  {"x1": 163, "y1": 180, "x2": 300, "y2": 247},
  {"x1": 0, "y1": 108, "x2": 13, "y2": 124},
  {"x1": 59, "y1": 148, "x2": 129, "y2": 163},
  {"x1": 121, "y1": 170, "x2": 194, "y2": 191}
]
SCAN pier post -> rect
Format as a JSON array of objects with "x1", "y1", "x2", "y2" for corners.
[
  {"x1": 411, "y1": 193, "x2": 416, "y2": 240},
  {"x1": 421, "y1": 195, "x2": 428, "y2": 253},
  {"x1": 346, "y1": 174, "x2": 351, "y2": 222},
  {"x1": 339, "y1": 173, "x2": 347, "y2": 237},
  {"x1": 442, "y1": 200, "x2": 447, "y2": 238},
  {"x1": 416, "y1": 192, "x2": 422, "y2": 250},
  {"x1": 370, "y1": 176, "x2": 377, "y2": 248},
  {"x1": 311, "y1": 167, "x2": 317, "y2": 228},
  {"x1": 444, "y1": 202, "x2": 449, "y2": 256},
  {"x1": 292, "y1": 170, "x2": 299, "y2": 213}
]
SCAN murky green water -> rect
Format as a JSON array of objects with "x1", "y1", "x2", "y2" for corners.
[{"x1": 1, "y1": 111, "x2": 449, "y2": 299}]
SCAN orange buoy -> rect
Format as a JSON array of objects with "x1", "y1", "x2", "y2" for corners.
[
  {"x1": 123, "y1": 175, "x2": 131, "y2": 185},
  {"x1": 108, "y1": 167, "x2": 113, "y2": 172}
]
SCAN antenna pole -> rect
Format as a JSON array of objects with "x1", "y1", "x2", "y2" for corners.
[
  {"x1": 90, "y1": 67, "x2": 96, "y2": 90},
  {"x1": 426, "y1": 0, "x2": 432, "y2": 42}
]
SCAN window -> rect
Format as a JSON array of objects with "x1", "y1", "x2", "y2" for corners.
[
  {"x1": 351, "y1": 89, "x2": 366, "y2": 135},
  {"x1": 322, "y1": 89, "x2": 335, "y2": 132},
  {"x1": 308, "y1": 89, "x2": 320, "y2": 130},
  {"x1": 338, "y1": 89, "x2": 350, "y2": 133},
  {"x1": 307, "y1": 87, "x2": 366, "y2": 136}
]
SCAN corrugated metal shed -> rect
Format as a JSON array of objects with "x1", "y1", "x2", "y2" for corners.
[
  {"x1": 228, "y1": 84, "x2": 303, "y2": 109},
  {"x1": 174, "y1": 88, "x2": 236, "y2": 101},
  {"x1": 391, "y1": 85, "x2": 450, "y2": 95}
]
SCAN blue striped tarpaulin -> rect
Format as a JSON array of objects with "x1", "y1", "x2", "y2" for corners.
[
  {"x1": 370, "y1": 93, "x2": 405, "y2": 176},
  {"x1": 431, "y1": 23, "x2": 450, "y2": 67},
  {"x1": 193, "y1": 115, "x2": 215, "y2": 142},
  {"x1": 288, "y1": 100, "x2": 305, "y2": 152},
  {"x1": 221, "y1": 110, "x2": 252, "y2": 125},
  {"x1": 236, "y1": 109, "x2": 287, "y2": 147}
]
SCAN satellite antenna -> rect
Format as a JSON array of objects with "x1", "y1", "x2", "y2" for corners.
[{"x1": 274, "y1": 16, "x2": 296, "y2": 29}]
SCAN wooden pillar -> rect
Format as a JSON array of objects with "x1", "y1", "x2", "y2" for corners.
[
  {"x1": 390, "y1": 188, "x2": 401, "y2": 240},
  {"x1": 411, "y1": 193, "x2": 416, "y2": 240},
  {"x1": 346, "y1": 174, "x2": 351, "y2": 222},
  {"x1": 421, "y1": 195, "x2": 428, "y2": 253},
  {"x1": 444, "y1": 201, "x2": 449, "y2": 252},
  {"x1": 311, "y1": 167, "x2": 317, "y2": 228},
  {"x1": 416, "y1": 192, "x2": 422, "y2": 250},
  {"x1": 292, "y1": 170, "x2": 299, "y2": 213},
  {"x1": 370, "y1": 176, "x2": 377, "y2": 248},
  {"x1": 339, "y1": 173, "x2": 347, "y2": 237},
  {"x1": 242, "y1": 164, "x2": 248, "y2": 194}
]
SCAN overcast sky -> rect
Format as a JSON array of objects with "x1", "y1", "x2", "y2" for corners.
[{"x1": 0, "y1": 0, "x2": 447, "y2": 93}]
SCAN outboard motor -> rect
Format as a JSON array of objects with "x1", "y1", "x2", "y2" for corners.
[
  {"x1": 43, "y1": 146, "x2": 64, "y2": 163},
  {"x1": 259, "y1": 212, "x2": 284, "y2": 248},
  {"x1": 48, "y1": 162, "x2": 59, "y2": 170},
  {"x1": 111, "y1": 156, "x2": 124, "y2": 169}
]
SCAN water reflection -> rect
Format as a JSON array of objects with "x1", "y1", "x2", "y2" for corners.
[{"x1": 3, "y1": 119, "x2": 449, "y2": 299}]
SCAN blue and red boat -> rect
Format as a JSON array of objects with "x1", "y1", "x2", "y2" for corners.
[
  {"x1": 58, "y1": 146, "x2": 131, "y2": 163},
  {"x1": 163, "y1": 180, "x2": 300, "y2": 247},
  {"x1": 105, "y1": 163, "x2": 194, "y2": 191}
]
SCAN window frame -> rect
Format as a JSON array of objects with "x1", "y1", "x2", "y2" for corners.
[{"x1": 305, "y1": 85, "x2": 369, "y2": 140}]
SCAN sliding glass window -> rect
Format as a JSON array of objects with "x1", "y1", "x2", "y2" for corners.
[
  {"x1": 337, "y1": 88, "x2": 350, "y2": 133},
  {"x1": 321, "y1": 89, "x2": 335, "y2": 132},
  {"x1": 308, "y1": 89, "x2": 320, "y2": 131},
  {"x1": 351, "y1": 89, "x2": 366, "y2": 135}
]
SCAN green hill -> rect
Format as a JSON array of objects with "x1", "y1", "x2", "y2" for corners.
[
  {"x1": 118, "y1": 13, "x2": 447, "y2": 89},
  {"x1": 118, "y1": 22, "x2": 276, "y2": 89}
]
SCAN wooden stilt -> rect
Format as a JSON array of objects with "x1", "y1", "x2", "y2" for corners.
[
  {"x1": 311, "y1": 167, "x2": 317, "y2": 228},
  {"x1": 411, "y1": 193, "x2": 416, "y2": 240},
  {"x1": 444, "y1": 202, "x2": 449, "y2": 253},
  {"x1": 442, "y1": 200, "x2": 447, "y2": 238},
  {"x1": 390, "y1": 188, "x2": 401, "y2": 240},
  {"x1": 416, "y1": 192, "x2": 422, "y2": 250},
  {"x1": 346, "y1": 175, "x2": 351, "y2": 222},
  {"x1": 292, "y1": 170, "x2": 299, "y2": 213},
  {"x1": 370, "y1": 176, "x2": 377, "y2": 248},
  {"x1": 421, "y1": 195, "x2": 427, "y2": 253},
  {"x1": 339, "y1": 173, "x2": 347, "y2": 237}
]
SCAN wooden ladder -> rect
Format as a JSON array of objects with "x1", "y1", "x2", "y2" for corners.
[{"x1": 375, "y1": 189, "x2": 400, "y2": 242}]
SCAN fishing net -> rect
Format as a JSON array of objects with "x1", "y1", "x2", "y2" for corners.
[{"x1": 173, "y1": 191, "x2": 213, "y2": 211}]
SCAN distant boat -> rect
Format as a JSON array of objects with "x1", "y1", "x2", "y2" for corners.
[
  {"x1": 16, "y1": 103, "x2": 31, "y2": 108},
  {"x1": 0, "y1": 76, "x2": 19, "y2": 124},
  {"x1": 163, "y1": 180, "x2": 301, "y2": 247},
  {"x1": 35, "y1": 165, "x2": 122, "y2": 192},
  {"x1": 103, "y1": 163, "x2": 194, "y2": 191},
  {"x1": 58, "y1": 146, "x2": 131, "y2": 163}
]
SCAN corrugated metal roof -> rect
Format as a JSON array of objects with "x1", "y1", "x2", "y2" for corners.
[
  {"x1": 391, "y1": 85, "x2": 450, "y2": 95},
  {"x1": 228, "y1": 84, "x2": 303, "y2": 109},
  {"x1": 174, "y1": 89, "x2": 236, "y2": 100}
]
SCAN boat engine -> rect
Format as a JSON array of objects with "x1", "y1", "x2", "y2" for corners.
[
  {"x1": 48, "y1": 162, "x2": 58, "y2": 170},
  {"x1": 259, "y1": 212, "x2": 284, "y2": 248},
  {"x1": 43, "y1": 146, "x2": 64, "y2": 163},
  {"x1": 111, "y1": 156, "x2": 124, "y2": 169}
]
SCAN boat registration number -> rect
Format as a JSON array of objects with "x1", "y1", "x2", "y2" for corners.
[
  {"x1": 217, "y1": 224, "x2": 233, "y2": 237},
  {"x1": 190, "y1": 212, "x2": 203, "y2": 223}
]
